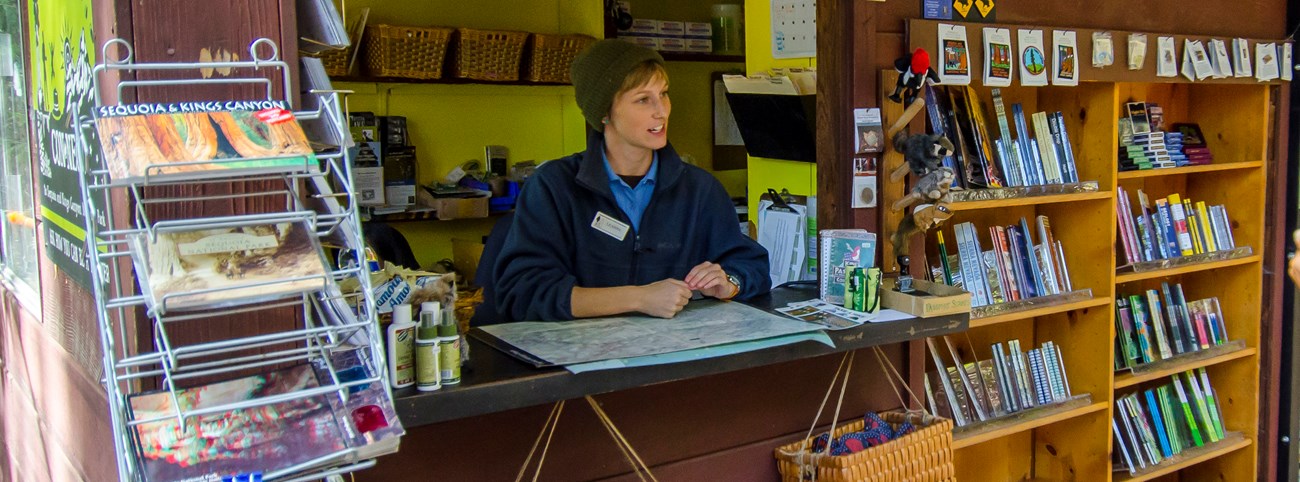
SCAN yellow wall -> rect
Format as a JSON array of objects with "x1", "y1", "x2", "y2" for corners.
[
  {"x1": 742, "y1": 0, "x2": 816, "y2": 217},
  {"x1": 340, "y1": 0, "x2": 751, "y2": 268}
]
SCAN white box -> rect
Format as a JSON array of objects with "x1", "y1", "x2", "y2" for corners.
[
  {"x1": 684, "y1": 38, "x2": 713, "y2": 53},
  {"x1": 620, "y1": 18, "x2": 657, "y2": 36},
  {"x1": 658, "y1": 37, "x2": 687, "y2": 52},
  {"x1": 619, "y1": 35, "x2": 660, "y2": 51},
  {"x1": 657, "y1": 20, "x2": 685, "y2": 38},
  {"x1": 684, "y1": 22, "x2": 712, "y2": 39}
]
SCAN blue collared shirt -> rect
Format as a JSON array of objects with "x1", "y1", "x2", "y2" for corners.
[{"x1": 601, "y1": 150, "x2": 658, "y2": 232}]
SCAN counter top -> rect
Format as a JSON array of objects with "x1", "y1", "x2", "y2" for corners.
[{"x1": 393, "y1": 284, "x2": 969, "y2": 427}]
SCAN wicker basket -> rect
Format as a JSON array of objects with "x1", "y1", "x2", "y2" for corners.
[
  {"x1": 526, "y1": 33, "x2": 596, "y2": 84},
  {"x1": 312, "y1": 47, "x2": 352, "y2": 77},
  {"x1": 364, "y1": 24, "x2": 454, "y2": 79},
  {"x1": 774, "y1": 412, "x2": 955, "y2": 482},
  {"x1": 453, "y1": 28, "x2": 529, "y2": 82}
]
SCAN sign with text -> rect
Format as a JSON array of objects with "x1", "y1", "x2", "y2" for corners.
[{"x1": 29, "y1": 0, "x2": 102, "y2": 288}]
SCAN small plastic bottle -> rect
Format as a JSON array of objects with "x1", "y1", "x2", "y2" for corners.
[
  {"x1": 438, "y1": 309, "x2": 462, "y2": 385},
  {"x1": 415, "y1": 302, "x2": 443, "y2": 392},
  {"x1": 385, "y1": 304, "x2": 416, "y2": 389}
]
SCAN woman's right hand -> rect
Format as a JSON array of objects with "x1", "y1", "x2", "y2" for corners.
[{"x1": 637, "y1": 279, "x2": 692, "y2": 318}]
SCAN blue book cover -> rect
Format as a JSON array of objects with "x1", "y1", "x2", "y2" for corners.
[
  {"x1": 1145, "y1": 389, "x2": 1174, "y2": 458},
  {"x1": 1052, "y1": 112, "x2": 1080, "y2": 183},
  {"x1": 1011, "y1": 104, "x2": 1041, "y2": 185},
  {"x1": 924, "y1": 85, "x2": 962, "y2": 188},
  {"x1": 1018, "y1": 218, "x2": 1047, "y2": 297},
  {"x1": 1008, "y1": 226, "x2": 1038, "y2": 298},
  {"x1": 1155, "y1": 199, "x2": 1180, "y2": 258}
]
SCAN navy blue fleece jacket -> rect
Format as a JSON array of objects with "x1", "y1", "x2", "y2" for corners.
[{"x1": 492, "y1": 132, "x2": 771, "y2": 322}]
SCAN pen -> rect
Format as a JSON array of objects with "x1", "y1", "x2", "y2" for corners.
[{"x1": 937, "y1": 230, "x2": 953, "y2": 285}]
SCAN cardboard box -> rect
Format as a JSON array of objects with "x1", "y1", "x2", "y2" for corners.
[
  {"x1": 432, "y1": 196, "x2": 489, "y2": 220},
  {"x1": 620, "y1": 18, "x2": 657, "y2": 36},
  {"x1": 618, "y1": 35, "x2": 659, "y2": 50},
  {"x1": 684, "y1": 22, "x2": 712, "y2": 39},
  {"x1": 656, "y1": 20, "x2": 685, "y2": 37},
  {"x1": 658, "y1": 37, "x2": 687, "y2": 52},
  {"x1": 684, "y1": 38, "x2": 712, "y2": 53},
  {"x1": 881, "y1": 278, "x2": 971, "y2": 317}
]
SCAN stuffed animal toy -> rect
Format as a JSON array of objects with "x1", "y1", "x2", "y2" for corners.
[
  {"x1": 890, "y1": 200, "x2": 954, "y2": 254},
  {"x1": 888, "y1": 48, "x2": 942, "y2": 105},
  {"x1": 889, "y1": 132, "x2": 955, "y2": 183},
  {"x1": 891, "y1": 166, "x2": 955, "y2": 212}
]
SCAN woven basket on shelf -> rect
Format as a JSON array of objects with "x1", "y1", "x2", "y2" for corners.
[
  {"x1": 526, "y1": 33, "x2": 596, "y2": 84},
  {"x1": 453, "y1": 28, "x2": 529, "y2": 82},
  {"x1": 773, "y1": 349, "x2": 955, "y2": 482},
  {"x1": 312, "y1": 47, "x2": 352, "y2": 77},
  {"x1": 364, "y1": 24, "x2": 453, "y2": 79},
  {"x1": 774, "y1": 412, "x2": 955, "y2": 482}
]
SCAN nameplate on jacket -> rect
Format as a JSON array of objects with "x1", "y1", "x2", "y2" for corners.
[{"x1": 591, "y1": 211, "x2": 630, "y2": 241}]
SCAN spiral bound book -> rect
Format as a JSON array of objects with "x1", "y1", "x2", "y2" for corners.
[{"x1": 818, "y1": 229, "x2": 876, "y2": 305}]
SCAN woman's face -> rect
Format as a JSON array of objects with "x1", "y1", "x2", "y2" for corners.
[{"x1": 606, "y1": 74, "x2": 671, "y2": 151}]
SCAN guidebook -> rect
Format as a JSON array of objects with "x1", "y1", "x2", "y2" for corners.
[
  {"x1": 95, "y1": 101, "x2": 317, "y2": 184},
  {"x1": 127, "y1": 364, "x2": 349, "y2": 482},
  {"x1": 129, "y1": 219, "x2": 330, "y2": 312}
]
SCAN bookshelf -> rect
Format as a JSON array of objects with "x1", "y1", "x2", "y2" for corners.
[{"x1": 892, "y1": 19, "x2": 1279, "y2": 481}]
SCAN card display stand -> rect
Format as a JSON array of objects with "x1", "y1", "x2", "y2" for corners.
[{"x1": 76, "y1": 38, "x2": 397, "y2": 481}]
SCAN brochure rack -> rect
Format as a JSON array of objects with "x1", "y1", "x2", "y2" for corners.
[{"x1": 76, "y1": 38, "x2": 395, "y2": 481}]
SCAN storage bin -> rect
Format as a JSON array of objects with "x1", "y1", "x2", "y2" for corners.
[
  {"x1": 364, "y1": 24, "x2": 454, "y2": 79},
  {"x1": 526, "y1": 33, "x2": 596, "y2": 84},
  {"x1": 453, "y1": 28, "x2": 529, "y2": 81}
]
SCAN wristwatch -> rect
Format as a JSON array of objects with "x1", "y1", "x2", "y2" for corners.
[{"x1": 724, "y1": 273, "x2": 742, "y2": 300}]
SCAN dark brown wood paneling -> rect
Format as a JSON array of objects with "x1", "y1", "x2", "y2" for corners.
[
  {"x1": 125, "y1": 1, "x2": 300, "y2": 388},
  {"x1": 1261, "y1": 82, "x2": 1290, "y2": 482},
  {"x1": 814, "y1": 0, "x2": 855, "y2": 231}
]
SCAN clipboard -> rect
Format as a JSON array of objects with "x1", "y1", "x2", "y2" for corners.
[{"x1": 757, "y1": 188, "x2": 813, "y2": 287}]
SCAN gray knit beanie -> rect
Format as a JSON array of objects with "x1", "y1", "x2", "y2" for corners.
[{"x1": 570, "y1": 39, "x2": 665, "y2": 132}]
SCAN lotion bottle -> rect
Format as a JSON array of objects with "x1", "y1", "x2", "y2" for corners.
[
  {"x1": 386, "y1": 304, "x2": 416, "y2": 389},
  {"x1": 415, "y1": 302, "x2": 442, "y2": 391}
]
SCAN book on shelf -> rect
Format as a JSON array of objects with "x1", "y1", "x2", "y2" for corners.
[
  {"x1": 818, "y1": 229, "x2": 876, "y2": 305},
  {"x1": 927, "y1": 87, "x2": 1081, "y2": 189},
  {"x1": 128, "y1": 219, "x2": 331, "y2": 312},
  {"x1": 926, "y1": 336, "x2": 1074, "y2": 428},
  {"x1": 935, "y1": 215, "x2": 1073, "y2": 308},
  {"x1": 94, "y1": 101, "x2": 317, "y2": 184},
  {"x1": 1114, "y1": 189, "x2": 1238, "y2": 265},
  {"x1": 1114, "y1": 371, "x2": 1231, "y2": 474},
  {"x1": 127, "y1": 364, "x2": 351, "y2": 482},
  {"x1": 1114, "y1": 283, "x2": 1231, "y2": 371}
]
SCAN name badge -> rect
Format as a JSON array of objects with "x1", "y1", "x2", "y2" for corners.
[{"x1": 591, "y1": 211, "x2": 630, "y2": 241}]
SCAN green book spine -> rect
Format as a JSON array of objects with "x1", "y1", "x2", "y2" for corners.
[
  {"x1": 1185, "y1": 371, "x2": 1220, "y2": 442},
  {"x1": 1157, "y1": 386, "x2": 1182, "y2": 454},
  {"x1": 1198, "y1": 368, "x2": 1227, "y2": 437},
  {"x1": 1171, "y1": 376, "x2": 1204, "y2": 446}
]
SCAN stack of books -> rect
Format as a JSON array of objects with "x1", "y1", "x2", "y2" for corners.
[
  {"x1": 924, "y1": 85, "x2": 1080, "y2": 189},
  {"x1": 1164, "y1": 131, "x2": 1188, "y2": 166},
  {"x1": 1114, "y1": 283, "x2": 1230, "y2": 370},
  {"x1": 936, "y1": 216, "x2": 1074, "y2": 308},
  {"x1": 1113, "y1": 370, "x2": 1228, "y2": 474},
  {"x1": 1174, "y1": 123, "x2": 1214, "y2": 165},
  {"x1": 1118, "y1": 103, "x2": 1215, "y2": 171},
  {"x1": 1116, "y1": 187, "x2": 1237, "y2": 266},
  {"x1": 924, "y1": 336, "x2": 1074, "y2": 428}
]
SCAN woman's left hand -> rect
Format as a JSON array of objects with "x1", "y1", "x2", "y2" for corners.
[{"x1": 685, "y1": 261, "x2": 738, "y2": 299}]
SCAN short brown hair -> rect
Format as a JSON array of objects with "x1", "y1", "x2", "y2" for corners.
[{"x1": 617, "y1": 60, "x2": 669, "y2": 96}]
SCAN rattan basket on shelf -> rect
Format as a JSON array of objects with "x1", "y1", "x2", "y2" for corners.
[
  {"x1": 364, "y1": 24, "x2": 454, "y2": 79},
  {"x1": 525, "y1": 33, "x2": 596, "y2": 84},
  {"x1": 774, "y1": 412, "x2": 955, "y2": 482},
  {"x1": 311, "y1": 47, "x2": 352, "y2": 77},
  {"x1": 453, "y1": 28, "x2": 529, "y2": 82}
]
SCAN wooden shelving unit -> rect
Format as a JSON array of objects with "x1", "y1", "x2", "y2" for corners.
[
  {"x1": 1116, "y1": 161, "x2": 1264, "y2": 179},
  {"x1": 891, "y1": 19, "x2": 1275, "y2": 481}
]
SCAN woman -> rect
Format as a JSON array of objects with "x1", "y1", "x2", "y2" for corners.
[{"x1": 491, "y1": 39, "x2": 770, "y2": 322}]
